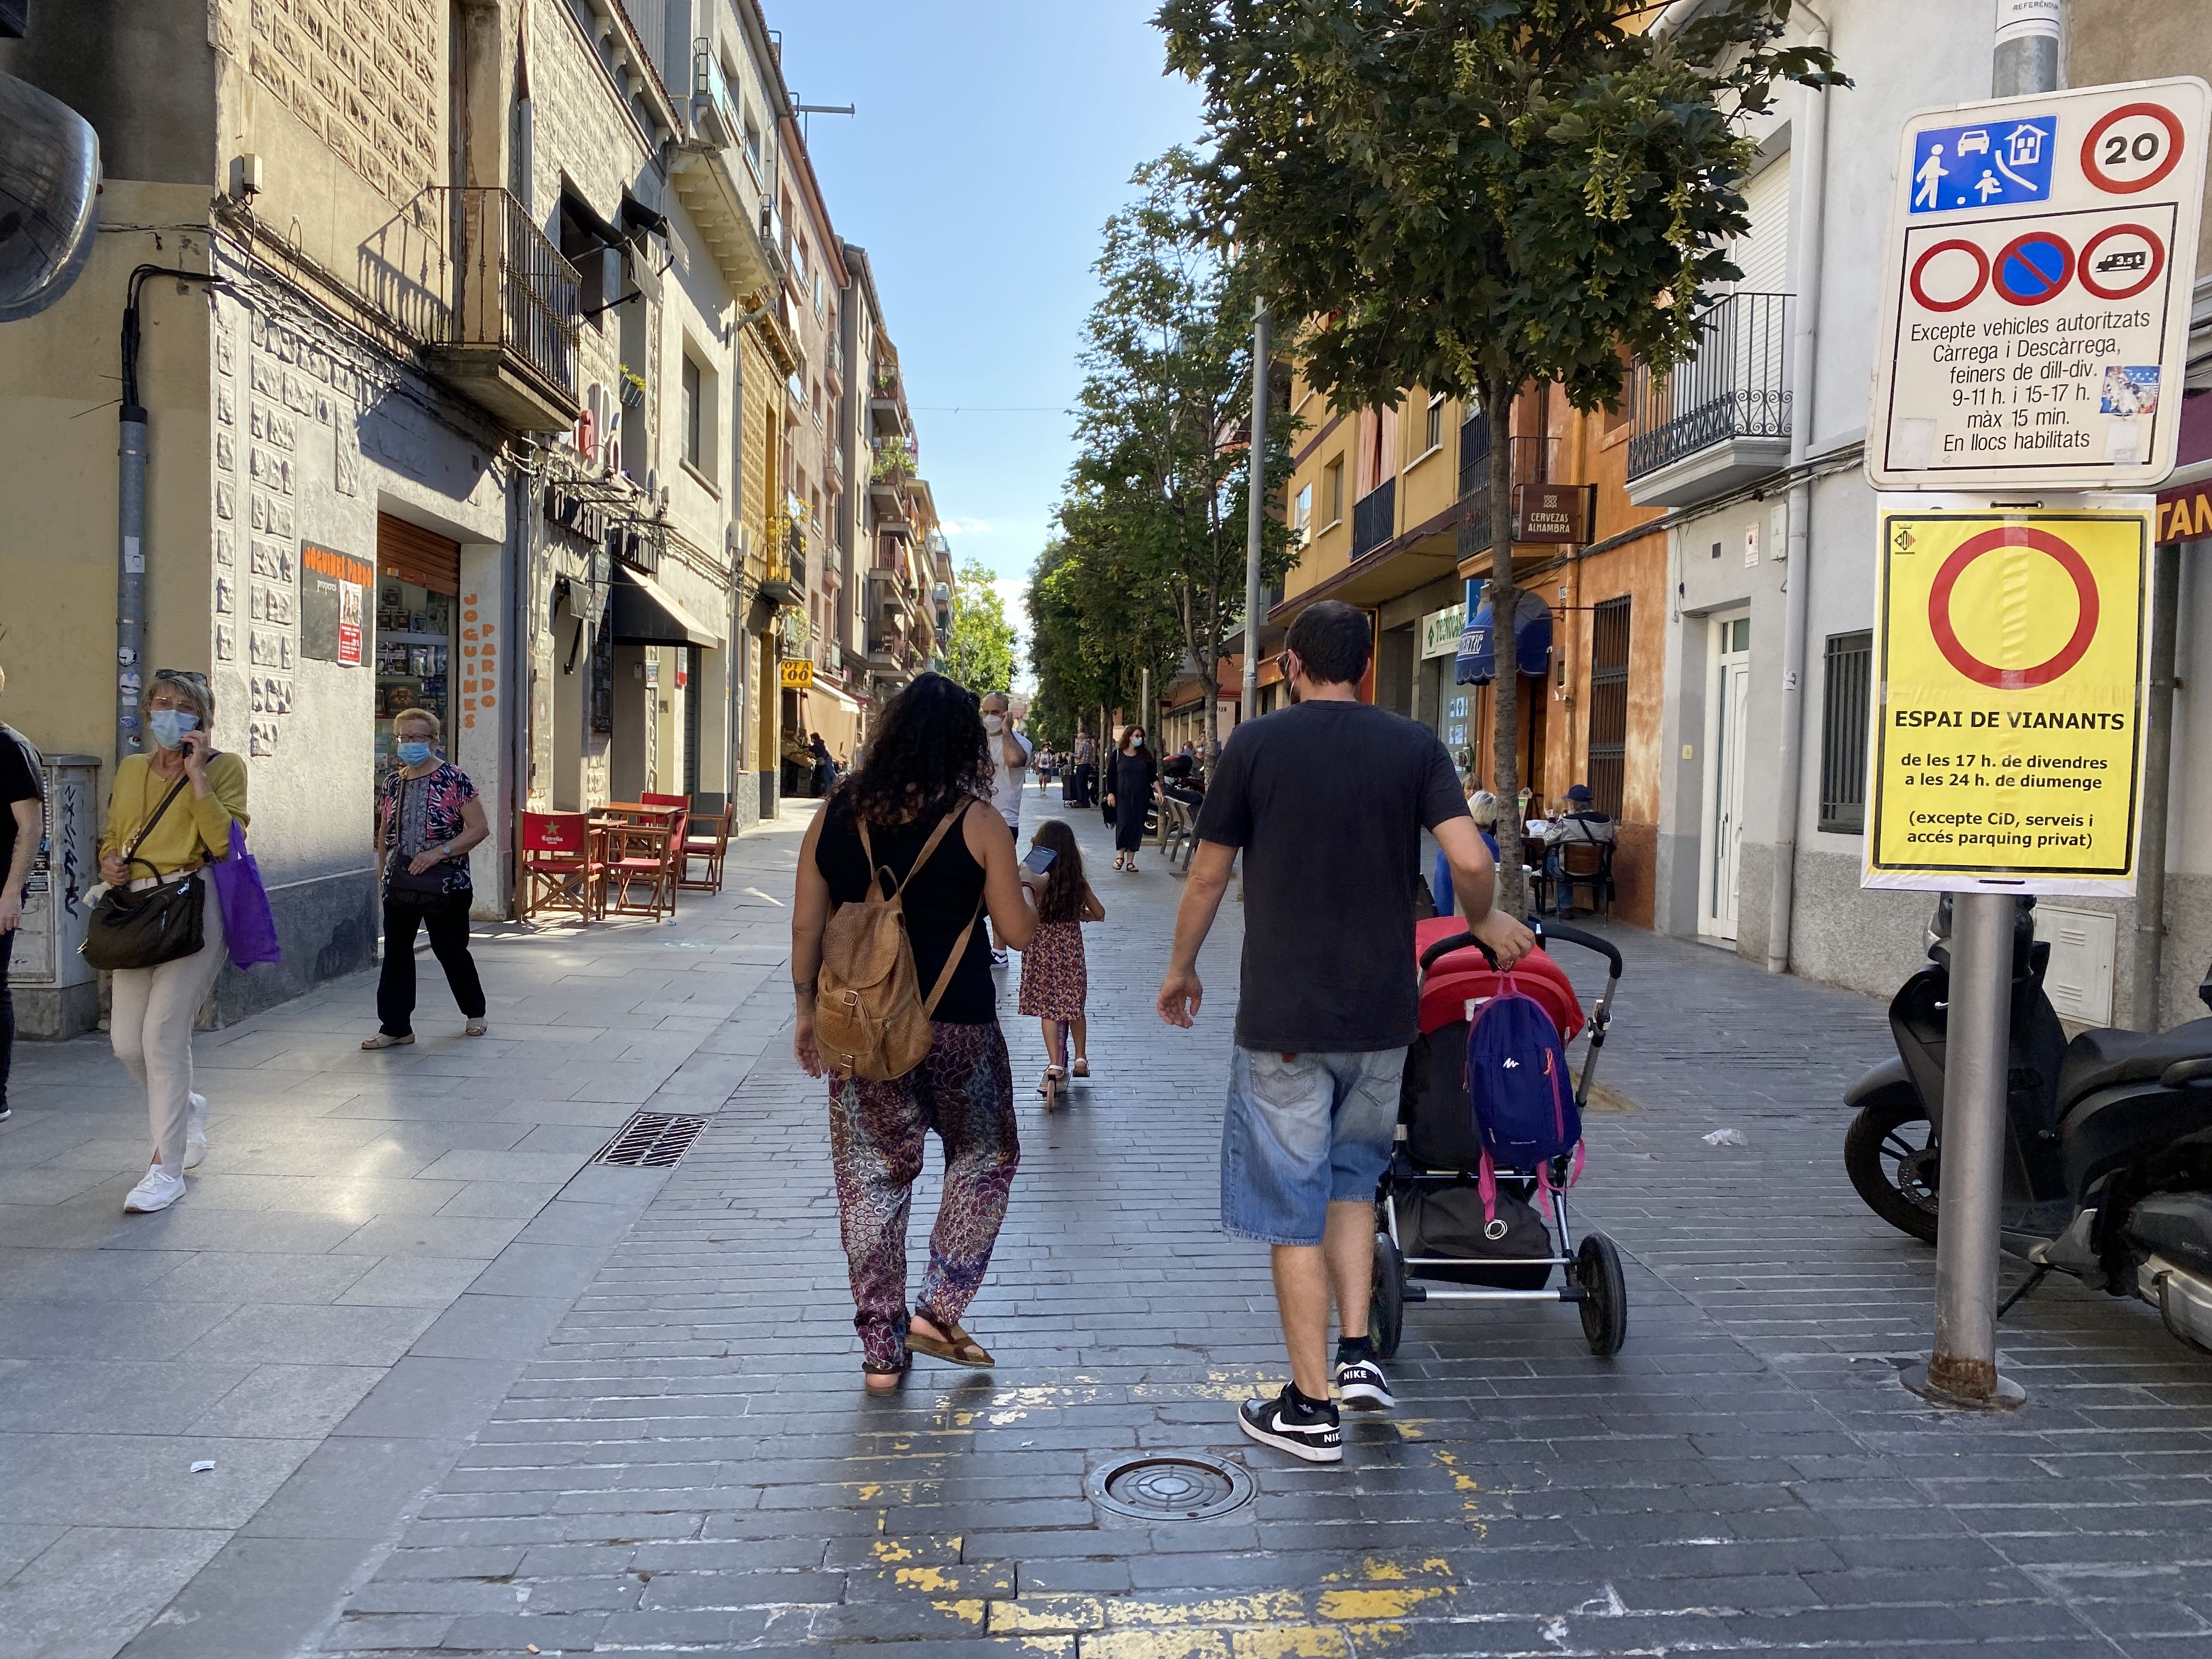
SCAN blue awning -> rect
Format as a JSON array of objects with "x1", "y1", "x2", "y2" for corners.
[{"x1": 1454, "y1": 586, "x2": 1553, "y2": 685}]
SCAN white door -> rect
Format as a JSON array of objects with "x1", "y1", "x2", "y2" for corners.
[{"x1": 1699, "y1": 615, "x2": 1752, "y2": 941}]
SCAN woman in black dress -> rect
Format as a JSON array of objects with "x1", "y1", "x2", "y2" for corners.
[{"x1": 1104, "y1": 724, "x2": 1158, "y2": 872}]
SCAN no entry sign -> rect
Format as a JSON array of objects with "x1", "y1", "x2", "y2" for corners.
[
  {"x1": 1869, "y1": 78, "x2": 2209, "y2": 492},
  {"x1": 1864, "y1": 500, "x2": 2154, "y2": 896}
]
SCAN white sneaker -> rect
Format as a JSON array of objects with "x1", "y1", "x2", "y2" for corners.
[
  {"x1": 123, "y1": 1166, "x2": 187, "y2": 1214},
  {"x1": 183, "y1": 1093, "x2": 208, "y2": 1171}
]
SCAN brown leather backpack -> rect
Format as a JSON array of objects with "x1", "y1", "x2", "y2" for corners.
[{"x1": 815, "y1": 801, "x2": 981, "y2": 1081}]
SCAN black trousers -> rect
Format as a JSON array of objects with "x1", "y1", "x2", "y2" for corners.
[
  {"x1": 0, "y1": 924, "x2": 14, "y2": 1109},
  {"x1": 1072, "y1": 764, "x2": 1096, "y2": 806},
  {"x1": 378, "y1": 893, "x2": 486, "y2": 1035}
]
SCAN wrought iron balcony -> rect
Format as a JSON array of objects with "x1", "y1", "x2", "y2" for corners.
[
  {"x1": 1625, "y1": 291, "x2": 1793, "y2": 506},
  {"x1": 423, "y1": 188, "x2": 582, "y2": 432},
  {"x1": 1351, "y1": 477, "x2": 1396, "y2": 560}
]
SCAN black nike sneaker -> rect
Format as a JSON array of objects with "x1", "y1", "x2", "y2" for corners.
[
  {"x1": 1238, "y1": 1384, "x2": 1343, "y2": 1463},
  {"x1": 1334, "y1": 1356, "x2": 1395, "y2": 1410}
]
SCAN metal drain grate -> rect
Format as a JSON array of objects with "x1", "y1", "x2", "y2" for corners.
[
  {"x1": 1087, "y1": 1454, "x2": 1254, "y2": 1522},
  {"x1": 594, "y1": 1112, "x2": 710, "y2": 1168}
]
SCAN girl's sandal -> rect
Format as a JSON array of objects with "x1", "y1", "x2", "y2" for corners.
[
  {"x1": 1070, "y1": 1058, "x2": 1089, "y2": 1079},
  {"x1": 907, "y1": 1314, "x2": 994, "y2": 1369},
  {"x1": 360, "y1": 1032, "x2": 414, "y2": 1051},
  {"x1": 1037, "y1": 1066, "x2": 1065, "y2": 1109}
]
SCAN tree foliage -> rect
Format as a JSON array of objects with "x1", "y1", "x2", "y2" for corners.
[
  {"x1": 1157, "y1": 0, "x2": 1839, "y2": 906},
  {"x1": 943, "y1": 560, "x2": 1016, "y2": 695},
  {"x1": 1029, "y1": 150, "x2": 1300, "y2": 765}
]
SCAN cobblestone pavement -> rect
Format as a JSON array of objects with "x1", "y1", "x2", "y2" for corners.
[
  {"x1": 0, "y1": 811, "x2": 810, "y2": 1659},
  {"x1": 285, "y1": 798, "x2": 2212, "y2": 1659}
]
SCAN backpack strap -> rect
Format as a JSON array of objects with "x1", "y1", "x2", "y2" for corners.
[
  {"x1": 920, "y1": 899, "x2": 984, "y2": 1020},
  {"x1": 856, "y1": 800, "x2": 970, "y2": 900}
]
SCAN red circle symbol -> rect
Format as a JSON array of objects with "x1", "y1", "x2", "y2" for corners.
[
  {"x1": 2077, "y1": 222, "x2": 2166, "y2": 300},
  {"x1": 1909, "y1": 239, "x2": 1990, "y2": 313},
  {"x1": 2082, "y1": 101, "x2": 2186, "y2": 194},
  {"x1": 1992, "y1": 231, "x2": 2075, "y2": 305},
  {"x1": 1927, "y1": 526, "x2": 2100, "y2": 690}
]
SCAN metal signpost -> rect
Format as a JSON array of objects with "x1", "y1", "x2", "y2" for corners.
[{"x1": 1864, "y1": 73, "x2": 2208, "y2": 1409}]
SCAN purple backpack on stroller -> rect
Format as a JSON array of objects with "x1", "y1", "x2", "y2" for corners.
[{"x1": 1465, "y1": 974, "x2": 1582, "y2": 1223}]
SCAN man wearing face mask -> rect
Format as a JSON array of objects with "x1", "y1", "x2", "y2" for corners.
[
  {"x1": 978, "y1": 691, "x2": 1032, "y2": 968},
  {"x1": 98, "y1": 670, "x2": 249, "y2": 1214}
]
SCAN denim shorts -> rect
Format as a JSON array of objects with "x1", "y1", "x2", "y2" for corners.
[{"x1": 1220, "y1": 1046, "x2": 1408, "y2": 1246}]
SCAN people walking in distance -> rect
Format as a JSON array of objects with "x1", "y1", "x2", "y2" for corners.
[
  {"x1": 1156, "y1": 600, "x2": 1533, "y2": 1463},
  {"x1": 99, "y1": 670, "x2": 249, "y2": 1214},
  {"x1": 0, "y1": 667, "x2": 44, "y2": 1127},
  {"x1": 364, "y1": 709, "x2": 490, "y2": 1049},
  {"x1": 1018, "y1": 819, "x2": 1104, "y2": 1107},
  {"x1": 1071, "y1": 729, "x2": 1097, "y2": 806},
  {"x1": 809, "y1": 732, "x2": 838, "y2": 798},
  {"x1": 791, "y1": 673, "x2": 1040, "y2": 1391},
  {"x1": 1104, "y1": 724, "x2": 1157, "y2": 872},
  {"x1": 979, "y1": 691, "x2": 1033, "y2": 968},
  {"x1": 1034, "y1": 743, "x2": 1056, "y2": 794}
]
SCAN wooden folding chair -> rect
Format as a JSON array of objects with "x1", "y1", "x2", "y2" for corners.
[
  {"x1": 1556, "y1": 839, "x2": 1612, "y2": 919},
  {"x1": 680, "y1": 803, "x2": 735, "y2": 893},
  {"x1": 517, "y1": 811, "x2": 599, "y2": 925},
  {"x1": 600, "y1": 821, "x2": 676, "y2": 918}
]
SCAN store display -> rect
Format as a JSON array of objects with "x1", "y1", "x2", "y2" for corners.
[{"x1": 373, "y1": 577, "x2": 456, "y2": 774}]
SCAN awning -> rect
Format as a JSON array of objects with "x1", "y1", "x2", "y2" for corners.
[
  {"x1": 1455, "y1": 585, "x2": 1553, "y2": 685},
  {"x1": 802, "y1": 678, "x2": 862, "y2": 714},
  {"x1": 610, "y1": 562, "x2": 723, "y2": 647}
]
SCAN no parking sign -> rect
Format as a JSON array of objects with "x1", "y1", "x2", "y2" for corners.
[
  {"x1": 1865, "y1": 500, "x2": 2154, "y2": 895},
  {"x1": 1869, "y1": 78, "x2": 2209, "y2": 492}
]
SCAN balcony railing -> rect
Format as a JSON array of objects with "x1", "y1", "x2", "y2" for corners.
[
  {"x1": 1626, "y1": 291, "x2": 1792, "y2": 481},
  {"x1": 1351, "y1": 477, "x2": 1395, "y2": 559},
  {"x1": 1457, "y1": 422, "x2": 1560, "y2": 528},
  {"x1": 427, "y1": 187, "x2": 582, "y2": 419}
]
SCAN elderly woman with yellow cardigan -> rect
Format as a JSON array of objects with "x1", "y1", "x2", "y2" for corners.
[{"x1": 98, "y1": 670, "x2": 248, "y2": 1214}]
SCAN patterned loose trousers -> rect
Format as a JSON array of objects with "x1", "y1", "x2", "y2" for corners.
[{"x1": 830, "y1": 1020, "x2": 1020, "y2": 1370}]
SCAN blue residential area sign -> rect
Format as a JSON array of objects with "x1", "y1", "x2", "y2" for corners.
[{"x1": 1909, "y1": 115, "x2": 2057, "y2": 213}]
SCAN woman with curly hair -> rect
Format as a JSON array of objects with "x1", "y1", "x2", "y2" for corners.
[{"x1": 791, "y1": 673, "x2": 1039, "y2": 1390}]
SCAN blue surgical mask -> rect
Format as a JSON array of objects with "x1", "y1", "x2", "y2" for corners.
[
  {"x1": 396, "y1": 741, "x2": 434, "y2": 767},
  {"x1": 148, "y1": 709, "x2": 199, "y2": 751}
]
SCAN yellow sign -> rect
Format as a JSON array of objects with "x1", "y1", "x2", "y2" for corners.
[
  {"x1": 780, "y1": 657, "x2": 814, "y2": 690},
  {"x1": 1866, "y1": 501, "x2": 2152, "y2": 895}
]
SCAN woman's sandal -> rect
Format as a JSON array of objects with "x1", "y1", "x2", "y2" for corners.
[
  {"x1": 464, "y1": 1020, "x2": 489, "y2": 1037},
  {"x1": 863, "y1": 1357, "x2": 910, "y2": 1393},
  {"x1": 906, "y1": 1313, "x2": 994, "y2": 1369},
  {"x1": 360, "y1": 1033, "x2": 414, "y2": 1051}
]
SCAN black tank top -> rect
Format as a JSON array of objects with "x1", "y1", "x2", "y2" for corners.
[{"x1": 815, "y1": 794, "x2": 995, "y2": 1024}]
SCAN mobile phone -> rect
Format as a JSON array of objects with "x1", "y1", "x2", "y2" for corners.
[{"x1": 1022, "y1": 845, "x2": 1059, "y2": 876}]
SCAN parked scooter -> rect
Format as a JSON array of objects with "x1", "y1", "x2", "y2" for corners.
[{"x1": 1843, "y1": 896, "x2": 2212, "y2": 1352}]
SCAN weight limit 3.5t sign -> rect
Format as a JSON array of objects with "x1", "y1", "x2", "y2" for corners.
[
  {"x1": 1866, "y1": 503, "x2": 2152, "y2": 896},
  {"x1": 1870, "y1": 78, "x2": 2209, "y2": 492}
]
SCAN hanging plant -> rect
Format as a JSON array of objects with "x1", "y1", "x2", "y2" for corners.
[{"x1": 618, "y1": 365, "x2": 646, "y2": 409}]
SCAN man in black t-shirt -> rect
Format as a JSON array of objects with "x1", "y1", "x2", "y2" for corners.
[
  {"x1": 1158, "y1": 601, "x2": 1532, "y2": 1465},
  {"x1": 0, "y1": 672, "x2": 46, "y2": 1126}
]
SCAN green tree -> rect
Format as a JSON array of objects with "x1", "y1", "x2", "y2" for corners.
[
  {"x1": 944, "y1": 560, "x2": 1016, "y2": 695},
  {"x1": 1053, "y1": 150, "x2": 1299, "y2": 768},
  {"x1": 1158, "y1": 0, "x2": 1838, "y2": 907}
]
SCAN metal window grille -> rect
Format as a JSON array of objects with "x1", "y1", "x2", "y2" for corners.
[
  {"x1": 1458, "y1": 406, "x2": 1492, "y2": 500},
  {"x1": 1586, "y1": 597, "x2": 1632, "y2": 821},
  {"x1": 1351, "y1": 477, "x2": 1396, "y2": 559},
  {"x1": 683, "y1": 645, "x2": 702, "y2": 799},
  {"x1": 1819, "y1": 631, "x2": 1872, "y2": 833}
]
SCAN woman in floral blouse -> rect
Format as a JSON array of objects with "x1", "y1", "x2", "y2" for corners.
[{"x1": 364, "y1": 708, "x2": 491, "y2": 1048}]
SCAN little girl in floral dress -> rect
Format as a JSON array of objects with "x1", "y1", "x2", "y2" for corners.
[{"x1": 1017, "y1": 819, "x2": 1104, "y2": 1108}]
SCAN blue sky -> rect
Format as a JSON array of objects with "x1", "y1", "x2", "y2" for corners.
[{"x1": 775, "y1": 0, "x2": 1204, "y2": 678}]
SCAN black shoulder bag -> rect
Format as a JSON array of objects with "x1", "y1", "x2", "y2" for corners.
[{"x1": 81, "y1": 776, "x2": 207, "y2": 971}]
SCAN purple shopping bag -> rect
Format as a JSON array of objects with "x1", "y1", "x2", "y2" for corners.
[{"x1": 211, "y1": 819, "x2": 281, "y2": 967}]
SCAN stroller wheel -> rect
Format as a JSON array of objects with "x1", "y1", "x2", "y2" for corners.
[
  {"x1": 1576, "y1": 1233, "x2": 1628, "y2": 1357},
  {"x1": 1372, "y1": 1233, "x2": 1406, "y2": 1361}
]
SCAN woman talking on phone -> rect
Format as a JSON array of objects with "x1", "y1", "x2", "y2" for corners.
[{"x1": 98, "y1": 670, "x2": 249, "y2": 1214}]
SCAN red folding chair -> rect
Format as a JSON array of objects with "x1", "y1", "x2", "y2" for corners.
[{"x1": 517, "y1": 811, "x2": 600, "y2": 925}]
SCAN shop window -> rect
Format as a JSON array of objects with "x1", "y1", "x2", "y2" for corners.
[
  {"x1": 1819, "y1": 630, "x2": 1872, "y2": 833},
  {"x1": 1586, "y1": 596, "x2": 1631, "y2": 821}
]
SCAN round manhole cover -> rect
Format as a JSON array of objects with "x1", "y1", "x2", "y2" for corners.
[{"x1": 1087, "y1": 1454, "x2": 1255, "y2": 1521}]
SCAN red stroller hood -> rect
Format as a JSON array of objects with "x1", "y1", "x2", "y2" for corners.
[{"x1": 1415, "y1": 916, "x2": 1585, "y2": 1041}]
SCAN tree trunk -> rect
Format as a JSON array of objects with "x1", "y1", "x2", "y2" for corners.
[{"x1": 1486, "y1": 376, "x2": 1527, "y2": 918}]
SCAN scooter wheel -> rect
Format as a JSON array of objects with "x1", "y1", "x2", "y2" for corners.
[
  {"x1": 1372, "y1": 1233, "x2": 1406, "y2": 1361},
  {"x1": 1576, "y1": 1233, "x2": 1627, "y2": 1357},
  {"x1": 1844, "y1": 1093, "x2": 1941, "y2": 1247}
]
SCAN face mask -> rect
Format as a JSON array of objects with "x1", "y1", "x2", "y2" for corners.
[
  {"x1": 148, "y1": 709, "x2": 199, "y2": 751},
  {"x1": 983, "y1": 714, "x2": 1003, "y2": 734},
  {"x1": 1132, "y1": 735, "x2": 1145, "y2": 748},
  {"x1": 396, "y1": 741, "x2": 434, "y2": 766}
]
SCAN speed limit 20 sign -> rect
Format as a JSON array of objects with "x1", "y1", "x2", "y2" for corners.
[{"x1": 1869, "y1": 78, "x2": 2209, "y2": 492}]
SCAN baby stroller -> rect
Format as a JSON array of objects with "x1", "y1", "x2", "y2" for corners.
[{"x1": 1371, "y1": 915, "x2": 1628, "y2": 1358}]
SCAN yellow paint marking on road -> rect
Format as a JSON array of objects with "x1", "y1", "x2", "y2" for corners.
[
  {"x1": 1231, "y1": 1626, "x2": 1351, "y2": 1659},
  {"x1": 1012, "y1": 1640, "x2": 1075, "y2": 1659},
  {"x1": 1128, "y1": 1381, "x2": 1268, "y2": 1402},
  {"x1": 1334, "y1": 1620, "x2": 1413, "y2": 1652},
  {"x1": 986, "y1": 1595, "x2": 1106, "y2": 1634},
  {"x1": 987, "y1": 1409, "x2": 1030, "y2": 1425},
  {"x1": 1079, "y1": 1629, "x2": 1233, "y2": 1659},
  {"x1": 1105, "y1": 1593, "x2": 1309, "y2": 1628},
  {"x1": 855, "y1": 1483, "x2": 882, "y2": 1502},
  {"x1": 894, "y1": 1566, "x2": 958, "y2": 1593},
  {"x1": 1314, "y1": 1585, "x2": 1444, "y2": 1622},
  {"x1": 872, "y1": 1539, "x2": 912, "y2": 1563},
  {"x1": 926, "y1": 1598, "x2": 986, "y2": 1627}
]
